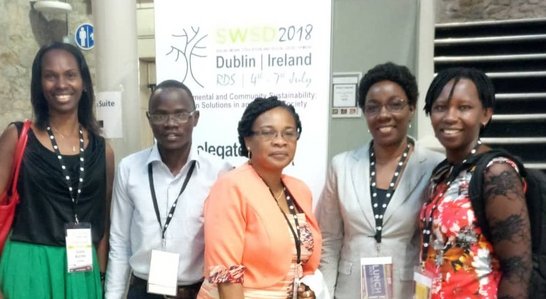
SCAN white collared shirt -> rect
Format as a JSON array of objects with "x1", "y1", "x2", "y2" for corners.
[{"x1": 105, "y1": 144, "x2": 232, "y2": 298}]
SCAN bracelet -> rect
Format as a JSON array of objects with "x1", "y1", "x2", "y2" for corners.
[{"x1": 100, "y1": 272, "x2": 106, "y2": 282}]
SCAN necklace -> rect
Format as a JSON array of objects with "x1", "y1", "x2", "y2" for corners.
[
  {"x1": 369, "y1": 137, "x2": 412, "y2": 244},
  {"x1": 51, "y1": 126, "x2": 78, "y2": 152},
  {"x1": 46, "y1": 123, "x2": 85, "y2": 223},
  {"x1": 251, "y1": 167, "x2": 302, "y2": 265},
  {"x1": 269, "y1": 186, "x2": 302, "y2": 264},
  {"x1": 274, "y1": 189, "x2": 284, "y2": 202}
]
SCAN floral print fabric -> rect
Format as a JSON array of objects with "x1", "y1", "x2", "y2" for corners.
[
  {"x1": 208, "y1": 265, "x2": 245, "y2": 284},
  {"x1": 418, "y1": 158, "x2": 520, "y2": 298}
]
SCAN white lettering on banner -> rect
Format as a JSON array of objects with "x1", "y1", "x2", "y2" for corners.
[{"x1": 155, "y1": 0, "x2": 331, "y2": 202}]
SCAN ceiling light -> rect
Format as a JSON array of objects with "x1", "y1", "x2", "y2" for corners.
[{"x1": 32, "y1": 1, "x2": 72, "y2": 13}]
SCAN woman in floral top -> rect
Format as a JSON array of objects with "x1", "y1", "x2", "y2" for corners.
[{"x1": 419, "y1": 67, "x2": 531, "y2": 298}]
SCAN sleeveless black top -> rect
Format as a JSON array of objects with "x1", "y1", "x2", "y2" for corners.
[{"x1": 10, "y1": 122, "x2": 107, "y2": 246}]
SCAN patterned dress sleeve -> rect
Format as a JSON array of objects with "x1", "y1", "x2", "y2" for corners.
[{"x1": 483, "y1": 157, "x2": 531, "y2": 298}]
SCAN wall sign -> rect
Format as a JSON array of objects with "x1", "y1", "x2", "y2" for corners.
[{"x1": 74, "y1": 23, "x2": 94, "y2": 50}]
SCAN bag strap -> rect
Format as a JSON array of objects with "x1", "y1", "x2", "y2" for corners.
[{"x1": 7, "y1": 120, "x2": 32, "y2": 199}]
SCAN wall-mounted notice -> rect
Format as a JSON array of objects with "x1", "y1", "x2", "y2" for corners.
[
  {"x1": 332, "y1": 72, "x2": 361, "y2": 118},
  {"x1": 96, "y1": 91, "x2": 122, "y2": 138},
  {"x1": 155, "y1": 0, "x2": 332, "y2": 199}
]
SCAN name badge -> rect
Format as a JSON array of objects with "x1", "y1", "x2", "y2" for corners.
[
  {"x1": 65, "y1": 222, "x2": 93, "y2": 273},
  {"x1": 414, "y1": 267, "x2": 434, "y2": 299},
  {"x1": 147, "y1": 249, "x2": 180, "y2": 296},
  {"x1": 360, "y1": 256, "x2": 393, "y2": 299}
]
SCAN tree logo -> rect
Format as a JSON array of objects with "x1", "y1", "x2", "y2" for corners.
[{"x1": 165, "y1": 26, "x2": 208, "y2": 88}]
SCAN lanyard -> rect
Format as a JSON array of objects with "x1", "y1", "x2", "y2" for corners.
[
  {"x1": 148, "y1": 160, "x2": 196, "y2": 246},
  {"x1": 369, "y1": 138, "x2": 412, "y2": 243},
  {"x1": 269, "y1": 186, "x2": 302, "y2": 264},
  {"x1": 46, "y1": 124, "x2": 85, "y2": 224},
  {"x1": 420, "y1": 179, "x2": 449, "y2": 263},
  {"x1": 420, "y1": 140, "x2": 482, "y2": 263}
]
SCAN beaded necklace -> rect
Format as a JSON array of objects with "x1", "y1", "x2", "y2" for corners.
[
  {"x1": 46, "y1": 124, "x2": 85, "y2": 223},
  {"x1": 369, "y1": 138, "x2": 412, "y2": 244},
  {"x1": 420, "y1": 139, "x2": 482, "y2": 264}
]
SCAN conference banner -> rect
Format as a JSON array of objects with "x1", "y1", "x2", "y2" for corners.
[{"x1": 155, "y1": 0, "x2": 331, "y2": 199}]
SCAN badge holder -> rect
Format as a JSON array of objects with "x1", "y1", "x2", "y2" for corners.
[
  {"x1": 65, "y1": 222, "x2": 93, "y2": 273},
  {"x1": 360, "y1": 256, "x2": 393, "y2": 299},
  {"x1": 292, "y1": 276, "x2": 299, "y2": 299},
  {"x1": 147, "y1": 249, "x2": 180, "y2": 296},
  {"x1": 413, "y1": 267, "x2": 434, "y2": 299}
]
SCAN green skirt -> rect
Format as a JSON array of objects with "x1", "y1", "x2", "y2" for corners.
[{"x1": 0, "y1": 239, "x2": 102, "y2": 299}]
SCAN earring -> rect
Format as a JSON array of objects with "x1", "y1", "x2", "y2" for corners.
[
  {"x1": 291, "y1": 160, "x2": 295, "y2": 166},
  {"x1": 409, "y1": 123, "x2": 412, "y2": 129},
  {"x1": 247, "y1": 148, "x2": 252, "y2": 159}
]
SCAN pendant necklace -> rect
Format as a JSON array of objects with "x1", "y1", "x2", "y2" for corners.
[
  {"x1": 51, "y1": 126, "x2": 78, "y2": 152},
  {"x1": 46, "y1": 124, "x2": 85, "y2": 223}
]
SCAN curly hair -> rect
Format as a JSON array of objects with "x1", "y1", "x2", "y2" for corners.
[
  {"x1": 30, "y1": 42, "x2": 100, "y2": 135},
  {"x1": 238, "y1": 96, "x2": 302, "y2": 157},
  {"x1": 423, "y1": 67, "x2": 495, "y2": 115},
  {"x1": 358, "y1": 62, "x2": 418, "y2": 109}
]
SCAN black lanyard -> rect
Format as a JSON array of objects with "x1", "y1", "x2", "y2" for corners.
[
  {"x1": 420, "y1": 175, "x2": 449, "y2": 263},
  {"x1": 420, "y1": 140, "x2": 482, "y2": 263},
  {"x1": 369, "y1": 138, "x2": 412, "y2": 243},
  {"x1": 148, "y1": 160, "x2": 196, "y2": 245},
  {"x1": 269, "y1": 186, "x2": 302, "y2": 264},
  {"x1": 46, "y1": 124, "x2": 85, "y2": 224}
]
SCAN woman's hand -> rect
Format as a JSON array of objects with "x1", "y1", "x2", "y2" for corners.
[{"x1": 297, "y1": 283, "x2": 315, "y2": 299}]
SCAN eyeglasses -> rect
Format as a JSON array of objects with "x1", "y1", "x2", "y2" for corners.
[
  {"x1": 364, "y1": 99, "x2": 408, "y2": 116},
  {"x1": 146, "y1": 111, "x2": 196, "y2": 124},
  {"x1": 251, "y1": 129, "x2": 300, "y2": 141}
]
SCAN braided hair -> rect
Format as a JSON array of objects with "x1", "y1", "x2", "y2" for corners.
[
  {"x1": 358, "y1": 62, "x2": 418, "y2": 109},
  {"x1": 423, "y1": 67, "x2": 495, "y2": 115},
  {"x1": 238, "y1": 96, "x2": 302, "y2": 157}
]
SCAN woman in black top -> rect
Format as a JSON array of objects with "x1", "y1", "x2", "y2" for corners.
[{"x1": 0, "y1": 42, "x2": 114, "y2": 298}]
